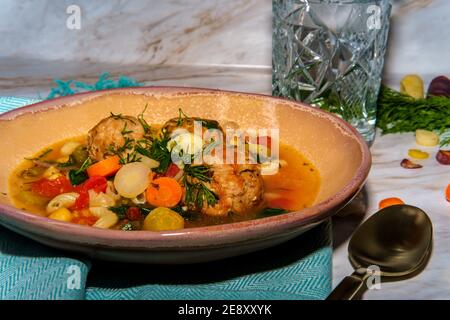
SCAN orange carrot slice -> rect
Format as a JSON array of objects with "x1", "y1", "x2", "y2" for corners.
[
  {"x1": 379, "y1": 197, "x2": 405, "y2": 210},
  {"x1": 446, "y1": 184, "x2": 450, "y2": 202},
  {"x1": 146, "y1": 177, "x2": 183, "y2": 208},
  {"x1": 86, "y1": 156, "x2": 121, "y2": 178}
]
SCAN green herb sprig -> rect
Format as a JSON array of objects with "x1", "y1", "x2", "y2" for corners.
[
  {"x1": 146, "y1": 135, "x2": 171, "y2": 173},
  {"x1": 182, "y1": 164, "x2": 218, "y2": 208},
  {"x1": 68, "y1": 157, "x2": 92, "y2": 185},
  {"x1": 25, "y1": 149, "x2": 53, "y2": 161},
  {"x1": 377, "y1": 85, "x2": 450, "y2": 135}
]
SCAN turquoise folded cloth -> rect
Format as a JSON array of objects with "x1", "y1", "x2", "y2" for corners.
[{"x1": 0, "y1": 95, "x2": 332, "y2": 300}]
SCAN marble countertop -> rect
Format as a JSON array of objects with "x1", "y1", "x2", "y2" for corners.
[
  {"x1": 0, "y1": 58, "x2": 447, "y2": 300},
  {"x1": 333, "y1": 132, "x2": 450, "y2": 300}
]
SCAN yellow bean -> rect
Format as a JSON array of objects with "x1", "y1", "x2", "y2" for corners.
[
  {"x1": 408, "y1": 149, "x2": 429, "y2": 159},
  {"x1": 415, "y1": 129, "x2": 439, "y2": 147},
  {"x1": 400, "y1": 74, "x2": 424, "y2": 99},
  {"x1": 48, "y1": 208, "x2": 72, "y2": 222}
]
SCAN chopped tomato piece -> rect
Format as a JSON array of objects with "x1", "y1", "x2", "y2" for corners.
[
  {"x1": 71, "y1": 190, "x2": 89, "y2": 210},
  {"x1": 72, "y1": 210, "x2": 98, "y2": 226},
  {"x1": 31, "y1": 176, "x2": 73, "y2": 198},
  {"x1": 126, "y1": 207, "x2": 141, "y2": 221},
  {"x1": 165, "y1": 163, "x2": 181, "y2": 178},
  {"x1": 71, "y1": 176, "x2": 108, "y2": 210},
  {"x1": 78, "y1": 176, "x2": 108, "y2": 194}
]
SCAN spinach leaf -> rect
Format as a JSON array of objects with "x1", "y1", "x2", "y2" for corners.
[
  {"x1": 69, "y1": 169, "x2": 88, "y2": 186},
  {"x1": 260, "y1": 207, "x2": 288, "y2": 217}
]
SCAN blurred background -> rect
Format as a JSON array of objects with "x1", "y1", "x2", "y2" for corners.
[{"x1": 0, "y1": 0, "x2": 447, "y2": 97}]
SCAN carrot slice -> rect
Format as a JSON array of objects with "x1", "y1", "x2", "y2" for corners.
[
  {"x1": 146, "y1": 177, "x2": 183, "y2": 208},
  {"x1": 86, "y1": 156, "x2": 122, "y2": 178},
  {"x1": 379, "y1": 197, "x2": 405, "y2": 209},
  {"x1": 445, "y1": 184, "x2": 450, "y2": 202}
]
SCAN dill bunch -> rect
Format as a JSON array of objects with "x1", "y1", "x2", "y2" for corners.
[{"x1": 376, "y1": 85, "x2": 450, "y2": 136}]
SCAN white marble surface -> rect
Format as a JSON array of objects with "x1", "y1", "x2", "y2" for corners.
[
  {"x1": 333, "y1": 131, "x2": 450, "y2": 300},
  {"x1": 0, "y1": 0, "x2": 272, "y2": 67},
  {"x1": 0, "y1": 58, "x2": 272, "y2": 98},
  {"x1": 0, "y1": 0, "x2": 449, "y2": 79}
]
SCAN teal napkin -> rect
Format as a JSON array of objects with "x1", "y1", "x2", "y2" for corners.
[{"x1": 0, "y1": 95, "x2": 332, "y2": 300}]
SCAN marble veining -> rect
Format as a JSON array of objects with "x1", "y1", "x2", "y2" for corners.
[
  {"x1": 333, "y1": 131, "x2": 450, "y2": 299},
  {"x1": 0, "y1": 0, "x2": 272, "y2": 67}
]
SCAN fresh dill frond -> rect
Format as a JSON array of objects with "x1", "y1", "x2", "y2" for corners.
[
  {"x1": 138, "y1": 104, "x2": 151, "y2": 134},
  {"x1": 75, "y1": 157, "x2": 92, "y2": 174},
  {"x1": 25, "y1": 148, "x2": 53, "y2": 161},
  {"x1": 183, "y1": 178, "x2": 218, "y2": 208},
  {"x1": 183, "y1": 164, "x2": 213, "y2": 182},
  {"x1": 377, "y1": 85, "x2": 450, "y2": 134},
  {"x1": 147, "y1": 134, "x2": 172, "y2": 173},
  {"x1": 182, "y1": 163, "x2": 218, "y2": 208},
  {"x1": 120, "y1": 122, "x2": 133, "y2": 135}
]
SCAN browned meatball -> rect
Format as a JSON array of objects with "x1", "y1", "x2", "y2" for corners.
[
  {"x1": 162, "y1": 117, "x2": 223, "y2": 136},
  {"x1": 87, "y1": 115, "x2": 145, "y2": 161},
  {"x1": 201, "y1": 164, "x2": 264, "y2": 217}
]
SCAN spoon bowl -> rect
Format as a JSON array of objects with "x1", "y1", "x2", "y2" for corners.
[
  {"x1": 349, "y1": 204, "x2": 433, "y2": 276},
  {"x1": 328, "y1": 204, "x2": 433, "y2": 299}
]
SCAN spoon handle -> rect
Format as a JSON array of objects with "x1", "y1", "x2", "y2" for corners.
[{"x1": 326, "y1": 272, "x2": 367, "y2": 300}]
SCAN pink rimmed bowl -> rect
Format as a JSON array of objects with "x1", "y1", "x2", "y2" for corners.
[{"x1": 0, "y1": 87, "x2": 371, "y2": 264}]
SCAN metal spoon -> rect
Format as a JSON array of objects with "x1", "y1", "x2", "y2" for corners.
[{"x1": 327, "y1": 204, "x2": 433, "y2": 300}]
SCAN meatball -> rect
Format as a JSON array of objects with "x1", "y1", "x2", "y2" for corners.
[
  {"x1": 201, "y1": 164, "x2": 264, "y2": 217},
  {"x1": 162, "y1": 117, "x2": 223, "y2": 136},
  {"x1": 87, "y1": 115, "x2": 145, "y2": 162}
]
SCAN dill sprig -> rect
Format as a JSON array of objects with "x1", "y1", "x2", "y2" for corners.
[
  {"x1": 176, "y1": 108, "x2": 220, "y2": 130},
  {"x1": 182, "y1": 164, "x2": 218, "y2": 208},
  {"x1": 146, "y1": 134, "x2": 171, "y2": 173},
  {"x1": 107, "y1": 136, "x2": 136, "y2": 164},
  {"x1": 25, "y1": 148, "x2": 53, "y2": 161},
  {"x1": 183, "y1": 164, "x2": 212, "y2": 182},
  {"x1": 377, "y1": 85, "x2": 450, "y2": 134},
  {"x1": 138, "y1": 104, "x2": 151, "y2": 134}
]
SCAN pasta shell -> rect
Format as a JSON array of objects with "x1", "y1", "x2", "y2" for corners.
[
  {"x1": 89, "y1": 207, "x2": 118, "y2": 229},
  {"x1": 46, "y1": 192, "x2": 79, "y2": 214}
]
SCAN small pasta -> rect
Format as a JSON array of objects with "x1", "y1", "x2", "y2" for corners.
[
  {"x1": 105, "y1": 181, "x2": 121, "y2": 201},
  {"x1": 89, "y1": 207, "x2": 118, "y2": 229},
  {"x1": 46, "y1": 192, "x2": 79, "y2": 214},
  {"x1": 138, "y1": 155, "x2": 160, "y2": 169},
  {"x1": 88, "y1": 189, "x2": 116, "y2": 207}
]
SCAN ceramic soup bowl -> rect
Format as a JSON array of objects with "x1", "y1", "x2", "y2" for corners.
[{"x1": 0, "y1": 87, "x2": 371, "y2": 263}]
